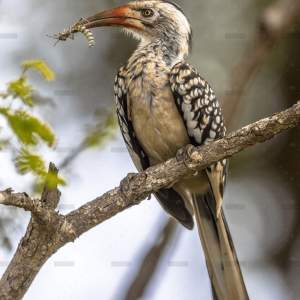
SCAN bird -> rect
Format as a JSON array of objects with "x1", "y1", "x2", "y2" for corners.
[{"x1": 77, "y1": 1, "x2": 249, "y2": 299}]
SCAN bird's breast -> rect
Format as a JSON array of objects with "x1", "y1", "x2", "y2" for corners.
[{"x1": 127, "y1": 63, "x2": 190, "y2": 167}]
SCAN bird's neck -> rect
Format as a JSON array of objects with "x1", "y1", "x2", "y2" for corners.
[{"x1": 133, "y1": 39, "x2": 185, "y2": 68}]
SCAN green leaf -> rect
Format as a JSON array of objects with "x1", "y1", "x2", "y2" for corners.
[
  {"x1": 15, "y1": 147, "x2": 47, "y2": 176},
  {"x1": 84, "y1": 110, "x2": 118, "y2": 149},
  {"x1": 0, "y1": 139, "x2": 10, "y2": 151},
  {"x1": 21, "y1": 59, "x2": 56, "y2": 81},
  {"x1": 15, "y1": 147, "x2": 67, "y2": 190},
  {"x1": 0, "y1": 92, "x2": 10, "y2": 99},
  {"x1": 33, "y1": 174, "x2": 67, "y2": 196},
  {"x1": 0, "y1": 59, "x2": 56, "y2": 106},
  {"x1": 6, "y1": 76, "x2": 35, "y2": 106},
  {"x1": 0, "y1": 108, "x2": 55, "y2": 146},
  {"x1": 45, "y1": 171, "x2": 67, "y2": 189}
]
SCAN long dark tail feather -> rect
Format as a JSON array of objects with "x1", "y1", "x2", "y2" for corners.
[{"x1": 193, "y1": 193, "x2": 249, "y2": 300}]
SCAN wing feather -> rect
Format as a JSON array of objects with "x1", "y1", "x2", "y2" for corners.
[
  {"x1": 115, "y1": 67, "x2": 150, "y2": 172},
  {"x1": 170, "y1": 62, "x2": 228, "y2": 218}
]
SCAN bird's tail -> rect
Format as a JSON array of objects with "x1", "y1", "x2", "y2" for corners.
[{"x1": 193, "y1": 193, "x2": 249, "y2": 300}]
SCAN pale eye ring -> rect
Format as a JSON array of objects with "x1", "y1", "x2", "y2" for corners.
[{"x1": 142, "y1": 9, "x2": 154, "y2": 17}]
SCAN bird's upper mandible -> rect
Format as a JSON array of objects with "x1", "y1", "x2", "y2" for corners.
[{"x1": 77, "y1": 0, "x2": 193, "y2": 65}]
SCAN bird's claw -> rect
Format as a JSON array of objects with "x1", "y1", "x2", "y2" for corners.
[
  {"x1": 176, "y1": 144, "x2": 195, "y2": 169},
  {"x1": 120, "y1": 173, "x2": 152, "y2": 202},
  {"x1": 120, "y1": 173, "x2": 136, "y2": 194},
  {"x1": 176, "y1": 148, "x2": 184, "y2": 162}
]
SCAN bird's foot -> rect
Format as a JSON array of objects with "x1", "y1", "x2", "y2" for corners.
[
  {"x1": 176, "y1": 144, "x2": 195, "y2": 169},
  {"x1": 120, "y1": 173, "x2": 151, "y2": 201},
  {"x1": 120, "y1": 173, "x2": 136, "y2": 195}
]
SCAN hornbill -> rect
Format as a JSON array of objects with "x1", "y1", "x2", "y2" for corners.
[{"x1": 78, "y1": 1, "x2": 249, "y2": 299}]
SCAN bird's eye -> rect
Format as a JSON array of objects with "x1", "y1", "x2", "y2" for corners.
[{"x1": 142, "y1": 9, "x2": 154, "y2": 17}]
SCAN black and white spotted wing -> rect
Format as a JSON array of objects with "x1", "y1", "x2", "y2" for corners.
[
  {"x1": 170, "y1": 62, "x2": 228, "y2": 218},
  {"x1": 114, "y1": 67, "x2": 149, "y2": 172},
  {"x1": 170, "y1": 62, "x2": 226, "y2": 144}
]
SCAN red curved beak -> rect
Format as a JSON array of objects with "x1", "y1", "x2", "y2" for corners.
[{"x1": 77, "y1": 6, "x2": 143, "y2": 30}]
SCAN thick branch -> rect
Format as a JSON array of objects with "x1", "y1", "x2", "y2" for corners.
[
  {"x1": 67, "y1": 101, "x2": 300, "y2": 237},
  {"x1": 0, "y1": 102, "x2": 300, "y2": 300},
  {"x1": 0, "y1": 189, "x2": 58, "y2": 223},
  {"x1": 0, "y1": 164, "x2": 76, "y2": 300}
]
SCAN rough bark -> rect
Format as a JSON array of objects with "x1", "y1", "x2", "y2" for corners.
[
  {"x1": 0, "y1": 102, "x2": 300, "y2": 300},
  {"x1": 0, "y1": 164, "x2": 77, "y2": 300}
]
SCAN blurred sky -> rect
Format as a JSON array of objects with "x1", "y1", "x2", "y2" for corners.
[{"x1": 0, "y1": 0, "x2": 300, "y2": 299}]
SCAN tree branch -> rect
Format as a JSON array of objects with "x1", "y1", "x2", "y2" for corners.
[
  {"x1": 67, "y1": 101, "x2": 300, "y2": 237},
  {"x1": 1, "y1": 101, "x2": 300, "y2": 299},
  {"x1": 0, "y1": 164, "x2": 76, "y2": 300}
]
